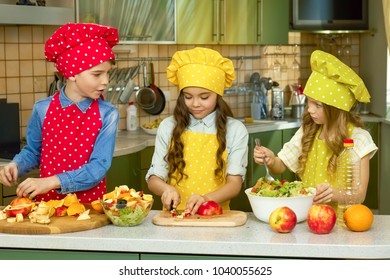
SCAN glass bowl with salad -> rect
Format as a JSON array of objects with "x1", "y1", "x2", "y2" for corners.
[
  {"x1": 245, "y1": 177, "x2": 316, "y2": 223},
  {"x1": 102, "y1": 185, "x2": 153, "y2": 226}
]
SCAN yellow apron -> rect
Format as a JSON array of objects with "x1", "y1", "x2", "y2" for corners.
[
  {"x1": 168, "y1": 131, "x2": 229, "y2": 210},
  {"x1": 301, "y1": 125, "x2": 353, "y2": 209}
]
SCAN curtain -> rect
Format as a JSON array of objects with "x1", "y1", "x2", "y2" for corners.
[{"x1": 383, "y1": 0, "x2": 390, "y2": 49}]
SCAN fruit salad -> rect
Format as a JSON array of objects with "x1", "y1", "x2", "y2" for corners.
[{"x1": 102, "y1": 185, "x2": 153, "y2": 226}]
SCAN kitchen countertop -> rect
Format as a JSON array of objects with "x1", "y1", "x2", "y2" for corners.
[{"x1": 0, "y1": 211, "x2": 389, "y2": 259}]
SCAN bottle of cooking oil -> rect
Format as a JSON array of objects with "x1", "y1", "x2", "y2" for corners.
[{"x1": 336, "y1": 139, "x2": 361, "y2": 226}]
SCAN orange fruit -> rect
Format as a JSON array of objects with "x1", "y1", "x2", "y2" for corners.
[
  {"x1": 344, "y1": 204, "x2": 374, "y2": 232},
  {"x1": 46, "y1": 199, "x2": 64, "y2": 208},
  {"x1": 67, "y1": 202, "x2": 86, "y2": 216},
  {"x1": 63, "y1": 193, "x2": 79, "y2": 207},
  {"x1": 91, "y1": 200, "x2": 104, "y2": 214}
]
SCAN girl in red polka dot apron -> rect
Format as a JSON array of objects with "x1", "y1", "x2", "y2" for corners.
[{"x1": 35, "y1": 92, "x2": 106, "y2": 203}]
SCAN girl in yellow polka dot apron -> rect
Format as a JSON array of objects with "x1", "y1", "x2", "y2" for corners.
[
  {"x1": 254, "y1": 50, "x2": 377, "y2": 206},
  {"x1": 147, "y1": 48, "x2": 248, "y2": 214}
]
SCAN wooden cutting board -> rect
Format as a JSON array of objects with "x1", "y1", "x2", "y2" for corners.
[
  {"x1": 152, "y1": 210, "x2": 247, "y2": 227},
  {"x1": 0, "y1": 206, "x2": 110, "y2": 235}
]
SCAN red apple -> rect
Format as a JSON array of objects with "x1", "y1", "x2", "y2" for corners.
[
  {"x1": 5, "y1": 197, "x2": 34, "y2": 217},
  {"x1": 55, "y1": 206, "x2": 68, "y2": 217},
  {"x1": 197, "y1": 201, "x2": 223, "y2": 216},
  {"x1": 269, "y1": 206, "x2": 297, "y2": 233},
  {"x1": 307, "y1": 204, "x2": 336, "y2": 234}
]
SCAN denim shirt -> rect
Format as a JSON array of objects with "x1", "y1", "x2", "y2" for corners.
[
  {"x1": 146, "y1": 111, "x2": 249, "y2": 182},
  {"x1": 12, "y1": 88, "x2": 119, "y2": 194}
]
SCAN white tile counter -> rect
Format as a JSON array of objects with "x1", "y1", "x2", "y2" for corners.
[{"x1": 0, "y1": 211, "x2": 389, "y2": 259}]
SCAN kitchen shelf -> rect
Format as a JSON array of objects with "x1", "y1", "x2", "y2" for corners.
[
  {"x1": 0, "y1": 4, "x2": 75, "y2": 25},
  {"x1": 115, "y1": 56, "x2": 262, "y2": 62}
]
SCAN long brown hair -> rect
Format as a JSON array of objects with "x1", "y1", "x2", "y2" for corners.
[
  {"x1": 296, "y1": 103, "x2": 365, "y2": 177},
  {"x1": 166, "y1": 91, "x2": 234, "y2": 185}
]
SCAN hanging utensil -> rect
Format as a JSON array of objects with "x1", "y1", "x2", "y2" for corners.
[
  {"x1": 255, "y1": 138, "x2": 275, "y2": 183},
  {"x1": 143, "y1": 62, "x2": 166, "y2": 115},
  {"x1": 112, "y1": 67, "x2": 132, "y2": 104},
  {"x1": 119, "y1": 64, "x2": 140, "y2": 104},
  {"x1": 107, "y1": 68, "x2": 126, "y2": 103},
  {"x1": 136, "y1": 62, "x2": 156, "y2": 110},
  {"x1": 102, "y1": 67, "x2": 118, "y2": 100}
]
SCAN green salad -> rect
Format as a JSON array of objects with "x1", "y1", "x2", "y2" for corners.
[{"x1": 251, "y1": 177, "x2": 315, "y2": 197}]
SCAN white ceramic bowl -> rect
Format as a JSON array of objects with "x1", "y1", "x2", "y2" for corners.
[
  {"x1": 245, "y1": 188, "x2": 315, "y2": 223},
  {"x1": 141, "y1": 126, "x2": 158, "y2": 135}
]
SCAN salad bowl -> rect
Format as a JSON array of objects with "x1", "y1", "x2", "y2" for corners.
[{"x1": 245, "y1": 178, "x2": 315, "y2": 223}]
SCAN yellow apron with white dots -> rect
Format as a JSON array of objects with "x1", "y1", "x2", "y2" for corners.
[
  {"x1": 301, "y1": 125, "x2": 353, "y2": 209},
  {"x1": 168, "y1": 131, "x2": 229, "y2": 211}
]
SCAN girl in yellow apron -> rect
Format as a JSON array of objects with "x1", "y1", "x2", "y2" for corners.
[
  {"x1": 253, "y1": 50, "x2": 377, "y2": 206},
  {"x1": 146, "y1": 48, "x2": 249, "y2": 215}
]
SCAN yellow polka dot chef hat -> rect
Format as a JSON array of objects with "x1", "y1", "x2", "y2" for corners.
[
  {"x1": 304, "y1": 50, "x2": 370, "y2": 111},
  {"x1": 166, "y1": 47, "x2": 235, "y2": 96}
]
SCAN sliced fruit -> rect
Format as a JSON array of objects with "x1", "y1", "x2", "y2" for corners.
[
  {"x1": 91, "y1": 200, "x2": 104, "y2": 214},
  {"x1": 63, "y1": 193, "x2": 79, "y2": 207},
  {"x1": 67, "y1": 202, "x2": 86, "y2": 216}
]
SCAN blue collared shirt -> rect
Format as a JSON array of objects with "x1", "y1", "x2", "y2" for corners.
[
  {"x1": 12, "y1": 88, "x2": 119, "y2": 194},
  {"x1": 146, "y1": 111, "x2": 249, "y2": 182}
]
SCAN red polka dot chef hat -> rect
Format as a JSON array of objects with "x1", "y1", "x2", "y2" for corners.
[{"x1": 45, "y1": 23, "x2": 119, "y2": 78}]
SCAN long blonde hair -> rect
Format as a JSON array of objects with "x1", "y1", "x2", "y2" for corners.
[
  {"x1": 296, "y1": 103, "x2": 365, "y2": 177},
  {"x1": 166, "y1": 92, "x2": 233, "y2": 185}
]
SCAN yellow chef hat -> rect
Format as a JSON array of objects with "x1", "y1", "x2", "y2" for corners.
[
  {"x1": 166, "y1": 47, "x2": 235, "y2": 96},
  {"x1": 304, "y1": 50, "x2": 370, "y2": 111}
]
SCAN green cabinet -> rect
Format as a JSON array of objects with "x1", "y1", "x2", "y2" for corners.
[
  {"x1": 76, "y1": 0, "x2": 175, "y2": 43},
  {"x1": 140, "y1": 147, "x2": 163, "y2": 210},
  {"x1": 106, "y1": 153, "x2": 141, "y2": 193},
  {"x1": 0, "y1": 249, "x2": 138, "y2": 260},
  {"x1": 176, "y1": 0, "x2": 288, "y2": 45},
  {"x1": 364, "y1": 122, "x2": 379, "y2": 210}
]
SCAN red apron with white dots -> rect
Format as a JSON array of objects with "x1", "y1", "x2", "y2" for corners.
[{"x1": 35, "y1": 92, "x2": 106, "y2": 203}]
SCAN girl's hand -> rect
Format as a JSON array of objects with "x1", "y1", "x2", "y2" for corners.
[
  {"x1": 161, "y1": 187, "x2": 181, "y2": 211},
  {"x1": 313, "y1": 183, "x2": 333, "y2": 204},
  {"x1": 253, "y1": 146, "x2": 275, "y2": 166},
  {"x1": 0, "y1": 163, "x2": 18, "y2": 186},
  {"x1": 185, "y1": 194, "x2": 207, "y2": 215}
]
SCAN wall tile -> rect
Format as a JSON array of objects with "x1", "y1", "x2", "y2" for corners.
[
  {"x1": 34, "y1": 76, "x2": 47, "y2": 92},
  {"x1": 33, "y1": 43, "x2": 45, "y2": 60},
  {"x1": 20, "y1": 93, "x2": 34, "y2": 110},
  {"x1": 32, "y1": 26, "x2": 44, "y2": 43},
  {"x1": 20, "y1": 77, "x2": 34, "y2": 93},
  {"x1": 0, "y1": 78, "x2": 5, "y2": 94},
  {"x1": 6, "y1": 77, "x2": 20, "y2": 94},
  {"x1": 0, "y1": 27, "x2": 4, "y2": 43},
  {"x1": 19, "y1": 26, "x2": 32, "y2": 43},
  {"x1": 19, "y1": 44, "x2": 33, "y2": 60},
  {"x1": 20, "y1": 60, "x2": 33, "y2": 77},
  {"x1": 4, "y1": 26, "x2": 18, "y2": 43},
  {"x1": 33, "y1": 60, "x2": 46, "y2": 76},
  {"x1": 5, "y1": 61, "x2": 19, "y2": 77},
  {"x1": 0, "y1": 61, "x2": 5, "y2": 78},
  {"x1": 5, "y1": 43, "x2": 19, "y2": 60}
]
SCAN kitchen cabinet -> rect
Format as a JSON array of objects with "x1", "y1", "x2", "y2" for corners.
[
  {"x1": 176, "y1": 0, "x2": 288, "y2": 45},
  {"x1": 106, "y1": 153, "x2": 141, "y2": 193},
  {"x1": 364, "y1": 122, "x2": 379, "y2": 210},
  {"x1": 379, "y1": 120, "x2": 390, "y2": 214},
  {"x1": 230, "y1": 128, "x2": 298, "y2": 212},
  {"x1": 0, "y1": 0, "x2": 74, "y2": 25},
  {"x1": 76, "y1": 0, "x2": 175, "y2": 43},
  {"x1": 140, "y1": 147, "x2": 163, "y2": 210}
]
